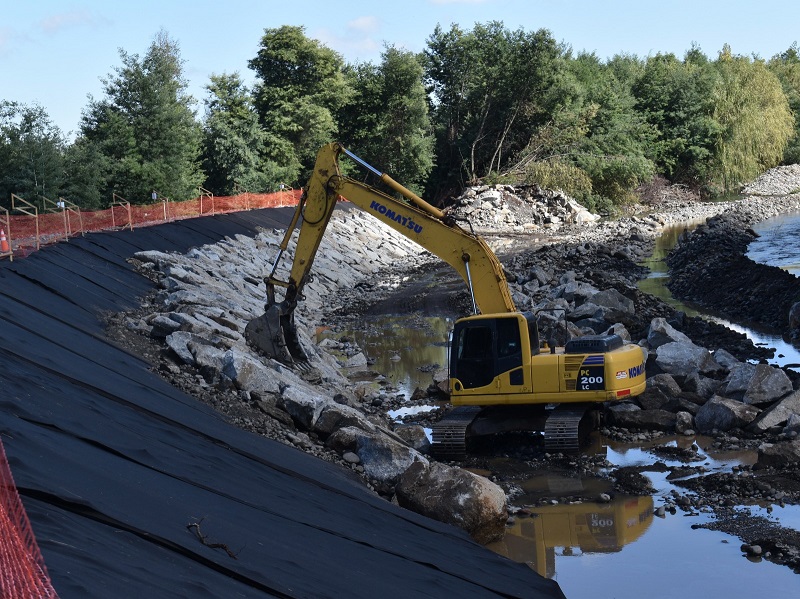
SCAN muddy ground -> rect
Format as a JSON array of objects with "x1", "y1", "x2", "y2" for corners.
[{"x1": 108, "y1": 201, "x2": 800, "y2": 574}]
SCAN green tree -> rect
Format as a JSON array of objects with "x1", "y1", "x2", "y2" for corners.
[
  {"x1": 711, "y1": 46, "x2": 795, "y2": 191},
  {"x1": 61, "y1": 136, "x2": 109, "y2": 209},
  {"x1": 80, "y1": 30, "x2": 203, "y2": 204},
  {"x1": 424, "y1": 22, "x2": 565, "y2": 197},
  {"x1": 0, "y1": 101, "x2": 66, "y2": 209},
  {"x1": 563, "y1": 52, "x2": 656, "y2": 204},
  {"x1": 768, "y1": 43, "x2": 800, "y2": 164},
  {"x1": 338, "y1": 47, "x2": 434, "y2": 195},
  {"x1": 201, "y1": 73, "x2": 293, "y2": 195},
  {"x1": 248, "y1": 25, "x2": 350, "y2": 181},
  {"x1": 632, "y1": 50, "x2": 720, "y2": 188}
]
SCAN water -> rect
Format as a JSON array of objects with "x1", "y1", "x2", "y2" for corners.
[
  {"x1": 748, "y1": 211, "x2": 800, "y2": 277},
  {"x1": 639, "y1": 215, "x2": 800, "y2": 371}
]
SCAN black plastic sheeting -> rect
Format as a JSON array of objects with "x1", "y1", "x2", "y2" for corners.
[{"x1": 0, "y1": 210, "x2": 566, "y2": 599}]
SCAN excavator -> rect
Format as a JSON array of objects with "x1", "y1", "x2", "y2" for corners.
[{"x1": 245, "y1": 143, "x2": 646, "y2": 457}]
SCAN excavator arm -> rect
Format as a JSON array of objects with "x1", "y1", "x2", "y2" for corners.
[{"x1": 245, "y1": 142, "x2": 516, "y2": 364}]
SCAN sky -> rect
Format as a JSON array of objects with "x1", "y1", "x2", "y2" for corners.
[{"x1": 2, "y1": 0, "x2": 799, "y2": 138}]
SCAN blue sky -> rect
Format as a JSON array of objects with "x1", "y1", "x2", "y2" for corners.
[{"x1": 2, "y1": 0, "x2": 799, "y2": 138}]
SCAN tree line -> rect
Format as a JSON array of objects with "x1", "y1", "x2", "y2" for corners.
[{"x1": 1, "y1": 25, "x2": 798, "y2": 214}]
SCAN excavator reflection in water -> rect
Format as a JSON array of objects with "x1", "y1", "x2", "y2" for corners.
[
  {"x1": 487, "y1": 495, "x2": 654, "y2": 578},
  {"x1": 245, "y1": 143, "x2": 646, "y2": 456}
]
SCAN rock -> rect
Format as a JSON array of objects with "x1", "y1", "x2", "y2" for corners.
[
  {"x1": 682, "y1": 371, "x2": 723, "y2": 400},
  {"x1": 725, "y1": 363, "x2": 793, "y2": 405},
  {"x1": 589, "y1": 288, "x2": 635, "y2": 322},
  {"x1": 694, "y1": 396, "x2": 761, "y2": 434},
  {"x1": 790, "y1": 302, "x2": 800, "y2": 337},
  {"x1": 392, "y1": 425, "x2": 431, "y2": 453},
  {"x1": 606, "y1": 407, "x2": 676, "y2": 431},
  {"x1": 654, "y1": 341, "x2": 723, "y2": 379},
  {"x1": 756, "y1": 439, "x2": 800, "y2": 468},
  {"x1": 278, "y1": 385, "x2": 329, "y2": 430},
  {"x1": 221, "y1": 348, "x2": 284, "y2": 395},
  {"x1": 326, "y1": 426, "x2": 427, "y2": 485},
  {"x1": 395, "y1": 461, "x2": 507, "y2": 544},
  {"x1": 675, "y1": 411, "x2": 694, "y2": 434},
  {"x1": 314, "y1": 403, "x2": 376, "y2": 437},
  {"x1": 344, "y1": 352, "x2": 368, "y2": 368},
  {"x1": 785, "y1": 412, "x2": 800, "y2": 437},
  {"x1": 748, "y1": 390, "x2": 800, "y2": 433},
  {"x1": 647, "y1": 317, "x2": 692, "y2": 349},
  {"x1": 712, "y1": 348, "x2": 740, "y2": 370}
]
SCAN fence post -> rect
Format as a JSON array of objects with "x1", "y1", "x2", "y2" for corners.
[
  {"x1": 111, "y1": 193, "x2": 133, "y2": 231},
  {"x1": 198, "y1": 186, "x2": 214, "y2": 216},
  {"x1": 11, "y1": 194, "x2": 40, "y2": 252}
]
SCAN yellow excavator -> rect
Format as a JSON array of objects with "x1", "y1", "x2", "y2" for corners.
[{"x1": 245, "y1": 143, "x2": 646, "y2": 456}]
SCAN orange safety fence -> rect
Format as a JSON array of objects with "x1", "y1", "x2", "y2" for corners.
[
  {"x1": 1, "y1": 188, "x2": 302, "y2": 259},
  {"x1": 0, "y1": 438, "x2": 59, "y2": 598}
]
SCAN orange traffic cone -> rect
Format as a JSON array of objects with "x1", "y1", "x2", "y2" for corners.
[{"x1": 0, "y1": 229, "x2": 8, "y2": 253}]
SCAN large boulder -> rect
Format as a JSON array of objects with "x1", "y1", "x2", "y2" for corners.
[
  {"x1": 790, "y1": 301, "x2": 800, "y2": 338},
  {"x1": 606, "y1": 406, "x2": 676, "y2": 431},
  {"x1": 278, "y1": 385, "x2": 329, "y2": 430},
  {"x1": 724, "y1": 363, "x2": 793, "y2": 406},
  {"x1": 694, "y1": 396, "x2": 761, "y2": 433},
  {"x1": 221, "y1": 347, "x2": 284, "y2": 395},
  {"x1": 314, "y1": 403, "x2": 377, "y2": 437},
  {"x1": 654, "y1": 341, "x2": 723, "y2": 379},
  {"x1": 647, "y1": 317, "x2": 692, "y2": 350},
  {"x1": 748, "y1": 390, "x2": 800, "y2": 433},
  {"x1": 756, "y1": 439, "x2": 800, "y2": 468},
  {"x1": 395, "y1": 461, "x2": 507, "y2": 544},
  {"x1": 589, "y1": 288, "x2": 636, "y2": 323},
  {"x1": 326, "y1": 426, "x2": 427, "y2": 485}
]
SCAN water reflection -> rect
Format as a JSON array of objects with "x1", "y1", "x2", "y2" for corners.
[
  {"x1": 331, "y1": 316, "x2": 450, "y2": 396},
  {"x1": 487, "y1": 496, "x2": 654, "y2": 578}
]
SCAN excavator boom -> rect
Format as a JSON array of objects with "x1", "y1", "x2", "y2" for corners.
[{"x1": 245, "y1": 142, "x2": 515, "y2": 363}]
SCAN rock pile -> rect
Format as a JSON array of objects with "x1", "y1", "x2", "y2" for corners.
[
  {"x1": 450, "y1": 184, "x2": 599, "y2": 232},
  {"x1": 741, "y1": 164, "x2": 800, "y2": 196}
]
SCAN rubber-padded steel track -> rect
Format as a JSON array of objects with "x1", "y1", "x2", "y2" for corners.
[{"x1": 431, "y1": 406, "x2": 483, "y2": 461}]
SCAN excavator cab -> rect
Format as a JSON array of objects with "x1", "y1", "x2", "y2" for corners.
[{"x1": 450, "y1": 312, "x2": 538, "y2": 391}]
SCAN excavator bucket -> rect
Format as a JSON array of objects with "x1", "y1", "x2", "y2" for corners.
[{"x1": 245, "y1": 303, "x2": 309, "y2": 365}]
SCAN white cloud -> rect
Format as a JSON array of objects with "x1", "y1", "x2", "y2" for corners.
[
  {"x1": 347, "y1": 16, "x2": 380, "y2": 35},
  {"x1": 38, "y1": 10, "x2": 96, "y2": 35}
]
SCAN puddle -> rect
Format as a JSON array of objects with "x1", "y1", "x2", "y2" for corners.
[
  {"x1": 483, "y1": 437, "x2": 800, "y2": 597},
  {"x1": 331, "y1": 315, "x2": 450, "y2": 396}
]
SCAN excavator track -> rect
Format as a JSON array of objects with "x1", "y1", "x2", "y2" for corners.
[
  {"x1": 431, "y1": 406, "x2": 483, "y2": 461},
  {"x1": 544, "y1": 405, "x2": 590, "y2": 453}
]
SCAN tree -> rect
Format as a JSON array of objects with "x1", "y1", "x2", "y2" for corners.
[
  {"x1": 80, "y1": 30, "x2": 203, "y2": 204},
  {"x1": 0, "y1": 101, "x2": 66, "y2": 209},
  {"x1": 201, "y1": 73, "x2": 293, "y2": 195},
  {"x1": 631, "y1": 50, "x2": 720, "y2": 189},
  {"x1": 248, "y1": 26, "x2": 351, "y2": 182},
  {"x1": 711, "y1": 46, "x2": 795, "y2": 191},
  {"x1": 768, "y1": 43, "x2": 800, "y2": 164},
  {"x1": 338, "y1": 47, "x2": 434, "y2": 195},
  {"x1": 558, "y1": 52, "x2": 656, "y2": 204},
  {"x1": 424, "y1": 22, "x2": 565, "y2": 197}
]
